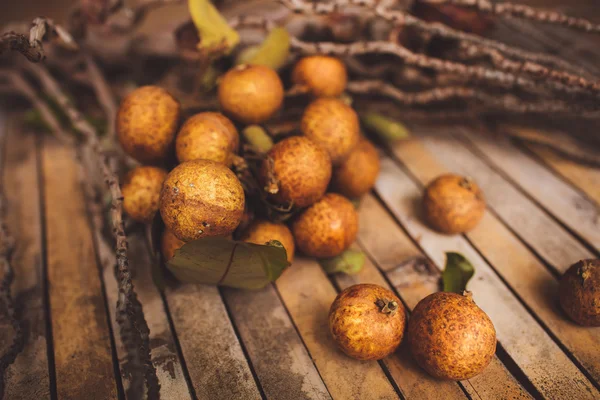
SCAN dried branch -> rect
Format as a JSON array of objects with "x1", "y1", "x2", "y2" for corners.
[
  {"x1": 23, "y1": 62, "x2": 159, "y2": 400},
  {"x1": 83, "y1": 54, "x2": 117, "y2": 140},
  {"x1": 420, "y1": 0, "x2": 600, "y2": 33},
  {"x1": 347, "y1": 79, "x2": 600, "y2": 117},
  {"x1": 0, "y1": 18, "x2": 77, "y2": 62}
]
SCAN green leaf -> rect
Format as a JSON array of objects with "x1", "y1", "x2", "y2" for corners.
[
  {"x1": 188, "y1": 0, "x2": 240, "y2": 54},
  {"x1": 167, "y1": 237, "x2": 289, "y2": 289},
  {"x1": 361, "y1": 112, "x2": 410, "y2": 142},
  {"x1": 237, "y1": 27, "x2": 290, "y2": 70},
  {"x1": 442, "y1": 252, "x2": 475, "y2": 293},
  {"x1": 242, "y1": 125, "x2": 273, "y2": 153},
  {"x1": 320, "y1": 249, "x2": 365, "y2": 275}
]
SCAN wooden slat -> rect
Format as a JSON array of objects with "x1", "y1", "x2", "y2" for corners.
[
  {"x1": 275, "y1": 258, "x2": 400, "y2": 400},
  {"x1": 1, "y1": 116, "x2": 50, "y2": 399},
  {"x1": 389, "y1": 137, "x2": 600, "y2": 386},
  {"x1": 373, "y1": 151, "x2": 599, "y2": 399},
  {"x1": 457, "y1": 127, "x2": 600, "y2": 252},
  {"x1": 41, "y1": 137, "x2": 118, "y2": 399},
  {"x1": 222, "y1": 285, "x2": 331, "y2": 400},
  {"x1": 353, "y1": 196, "x2": 531, "y2": 400},
  {"x1": 163, "y1": 284, "x2": 262, "y2": 400},
  {"x1": 102, "y1": 235, "x2": 192, "y2": 399},
  {"x1": 415, "y1": 127, "x2": 595, "y2": 272}
]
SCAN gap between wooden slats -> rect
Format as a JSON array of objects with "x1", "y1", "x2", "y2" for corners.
[
  {"x1": 372, "y1": 141, "x2": 599, "y2": 398},
  {"x1": 0, "y1": 113, "x2": 50, "y2": 399}
]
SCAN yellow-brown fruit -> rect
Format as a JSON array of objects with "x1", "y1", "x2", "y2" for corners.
[
  {"x1": 175, "y1": 112, "x2": 239, "y2": 165},
  {"x1": 329, "y1": 284, "x2": 406, "y2": 360},
  {"x1": 116, "y1": 86, "x2": 181, "y2": 164},
  {"x1": 159, "y1": 159, "x2": 245, "y2": 242},
  {"x1": 423, "y1": 174, "x2": 485, "y2": 234},
  {"x1": 240, "y1": 220, "x2": 295, "y2": 263},
  {"x1": 408, "y1": 292, "x2": 496, "y2": 380},
  {"x1": 121, "y1": 166, "x2": 167, "y2": 222},
  {"x1": 332, "y1": 138, "x2": 380, "y2": 198},
  {"x1": 301, "y1": 98, "x2": 360, "y2": 165},
  {"x1": 161, "y1": 229, "x2": 185, "y2": 261},
  {"x1": 218, "y1": 64, "x2": 284, "y2": 124},
  {"x1": 260, "y1": 136, "x2": 331, "y2": 208},
  {"x1": 559, "y1": 259, "x2": 600, "y2": 326},
  {"x1": 292, "y1": 193, "x2": 358, "y2": 258},
  {"x1": 292, "y1": 56, "x2": 347, "y2": 97}
]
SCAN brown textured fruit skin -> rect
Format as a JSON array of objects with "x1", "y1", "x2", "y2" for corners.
[
  {"x1": 408, "y1": 292, "x2": 496, "y2": 380},
  {"x1": 423, "y1": 174, "x2": 485, "y2": 234},
  {"x1": 121, "y1": 166, "x2": 167, "y2": 222},
  {"x1": 333, "y1": 138, "x2": 380, "y2": 198},
  {"x1": 292, "y1": 193, "x2": 358, "y2": 258},
  {"x1": 292, "y1": 56, "x2": 347, "y2": 97},
  {"x1": 161, "y1": 229, "x2": 185, "y2": 261},
  {"x1": 159, "y1": 159, "x2": 245, "y2": 242},
  {"x1": 240, "y1": 220, "x2": 295, "y2": 263},
  {"x1": 117, "y1": 86, "x2": 181, "y2": 164},
  {"x1": 176, "y1": 112, "x2": 239, "y2": 165},
  {"x1": 329, "y1": 284, "x2": 406, "y2": 360},
  {"x1": 559, "y1": 259, "x2": 600, "y2": 326},
  {"x1": 218, "y1": 64, "x2": 284, "y2": 124},
  {"x1": 301, "y1": 98, "x2": 360, "y2": 165},
  {"x1": 261, "y1": 136, "x2": 332, "y2": 208}
]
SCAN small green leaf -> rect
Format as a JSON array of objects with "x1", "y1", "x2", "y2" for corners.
[
  {"x1": 188, "y1": 0, "x2": 240, "y2": 54},
  {"x1": 238, "y1": 27, "x2": 290, "y2": 70},
  {"x1": 167, "y1": 237, "x2": 289, "y2": 289},
  {"x1": 361, "y1": 112, "x2": 410, "y2": 142},
  {"x1": 442, "y1": 252, "x2": 475, "y2": 293},
  {"x1": 320, "y1": 249, "x2": 365, "y2": 275},
  {"x1": 242, "y1": 125, "x2": 273, "y2": 153}
]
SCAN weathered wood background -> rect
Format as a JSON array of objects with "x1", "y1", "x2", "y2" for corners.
[{"x1": 1, "y1": 0, "x2": 599, "y2": 399}]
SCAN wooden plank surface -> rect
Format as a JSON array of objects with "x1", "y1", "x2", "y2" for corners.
[
  {"x1": 276, "y1": 258, "x2": 400, "y2": 400},
  {"x1": 373, "y1": 151, "x2": 599, "y2": 399},
  {"x1": 102, "y1": 234, "x2": 192, "y2": 399},
  {"x1": 163, "y1": 284, "x2": 262, "y2": 400},
  {"x1": 41, "y1": 137, "x2": 118, "y2": 399},
  {"x1": 222, "y1": 285, "x2": 331, "y2": 400},
  {"x1": 354, "y1": 196, "x2": 531, "y2": 400},
  {"x1": 1, "y1": 116, "x2": 50, "y2": 399}
]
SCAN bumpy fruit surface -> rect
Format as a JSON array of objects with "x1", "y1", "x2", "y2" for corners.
[
  {"x1": 301, "y1": 98, "x2": 360, "y2": 165},
  {"x1": 117, "y1": 86, "x2": 181, "y2": 164},
  {"x1": 240, "y1": 220, "x2": 295, "y2": 263},
  {"x1": 260, "y1": 136, "x2": 331, "y2": 208},
  {"x1": 218, "y1": 64, "x2": 284, "y2": 124},
  {"x1": 559, "y1": 259, "x2": 600, "y2": 326},
  {"x1": 423, "y1": 174, "x2": 485, "y2": 234},
  {"x1": 176, "y1": 112, "x2": 239, "y2": 165},
  {"x1": 292, "y1": 56, "x2": 347, "y2": 97},
  {"x1": 332, "y1": 138, "x2": 380, "y2": 198},
  {"x1": 292, "y1": 193, "x2": 358, "y2": 258},
  {"x1": 159, "y1": 159, "x2": 245, "y2": 242},
  {"x1": 408, "y1": 292, "x2": 496, "y2": 380},
  {"x1": 329, "y1": 284, "x2": 406, "y2": 360},
  {"x1": 161, "y1": 229, "x2": 185, "y2": 261},
  {"x1": 121, "y1": 166, "x2": 167, "y2": 222}
]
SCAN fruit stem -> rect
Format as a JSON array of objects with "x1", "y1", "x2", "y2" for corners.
[
  {"x1": 375, "y1": 298, "x2": 399, "y2": 316},
  {"x1": 263, "y1": 156, "x2": 279, "y2": 194},
  {"x1": 360, "y1": 112, "x2": 410, "y2": 142},
  {"x1": 319, "y1": 249, "x2": 365, "y2": 275},
  {"x1": 242, "y1": 125, "x2": 274, "y2": 153}
]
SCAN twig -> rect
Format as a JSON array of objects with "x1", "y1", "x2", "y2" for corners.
[
  {"x1": 83, "y1": 54, "x2": 117, "y2": 140},
  {"x1": 23, "y1": 62, "x2": 159, "y2": 400},
  {"x1": 347, "y1": 79, "x2": 600, "y2": 117},
  {"x1": 420, "y1": 0, "x2": 600, "y2": 33}
]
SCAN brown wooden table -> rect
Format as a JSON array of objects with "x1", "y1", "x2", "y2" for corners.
[{"x1": 1, "y1": 5, "x2": 600, "y2": 400}]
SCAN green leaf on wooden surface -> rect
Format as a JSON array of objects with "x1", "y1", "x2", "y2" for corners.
[
  {"x1": 361, "y1": 112, "x2": 410, "y2": 142},
  {"x1": 237, "y1": 27, "x2": 290, "y2": 70},
  {"x1": 320, "y1": 249, "x2": 365, "y2": 275},
  {"x1": 167, "y1": 237, "x2": 289, "y2": 289},
  {"x1": 188, "y1": 0, "x2": 239, "y2": 54},
  {"x1": 442, "y1": 252, "x2": 475, "y2": 293}
]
